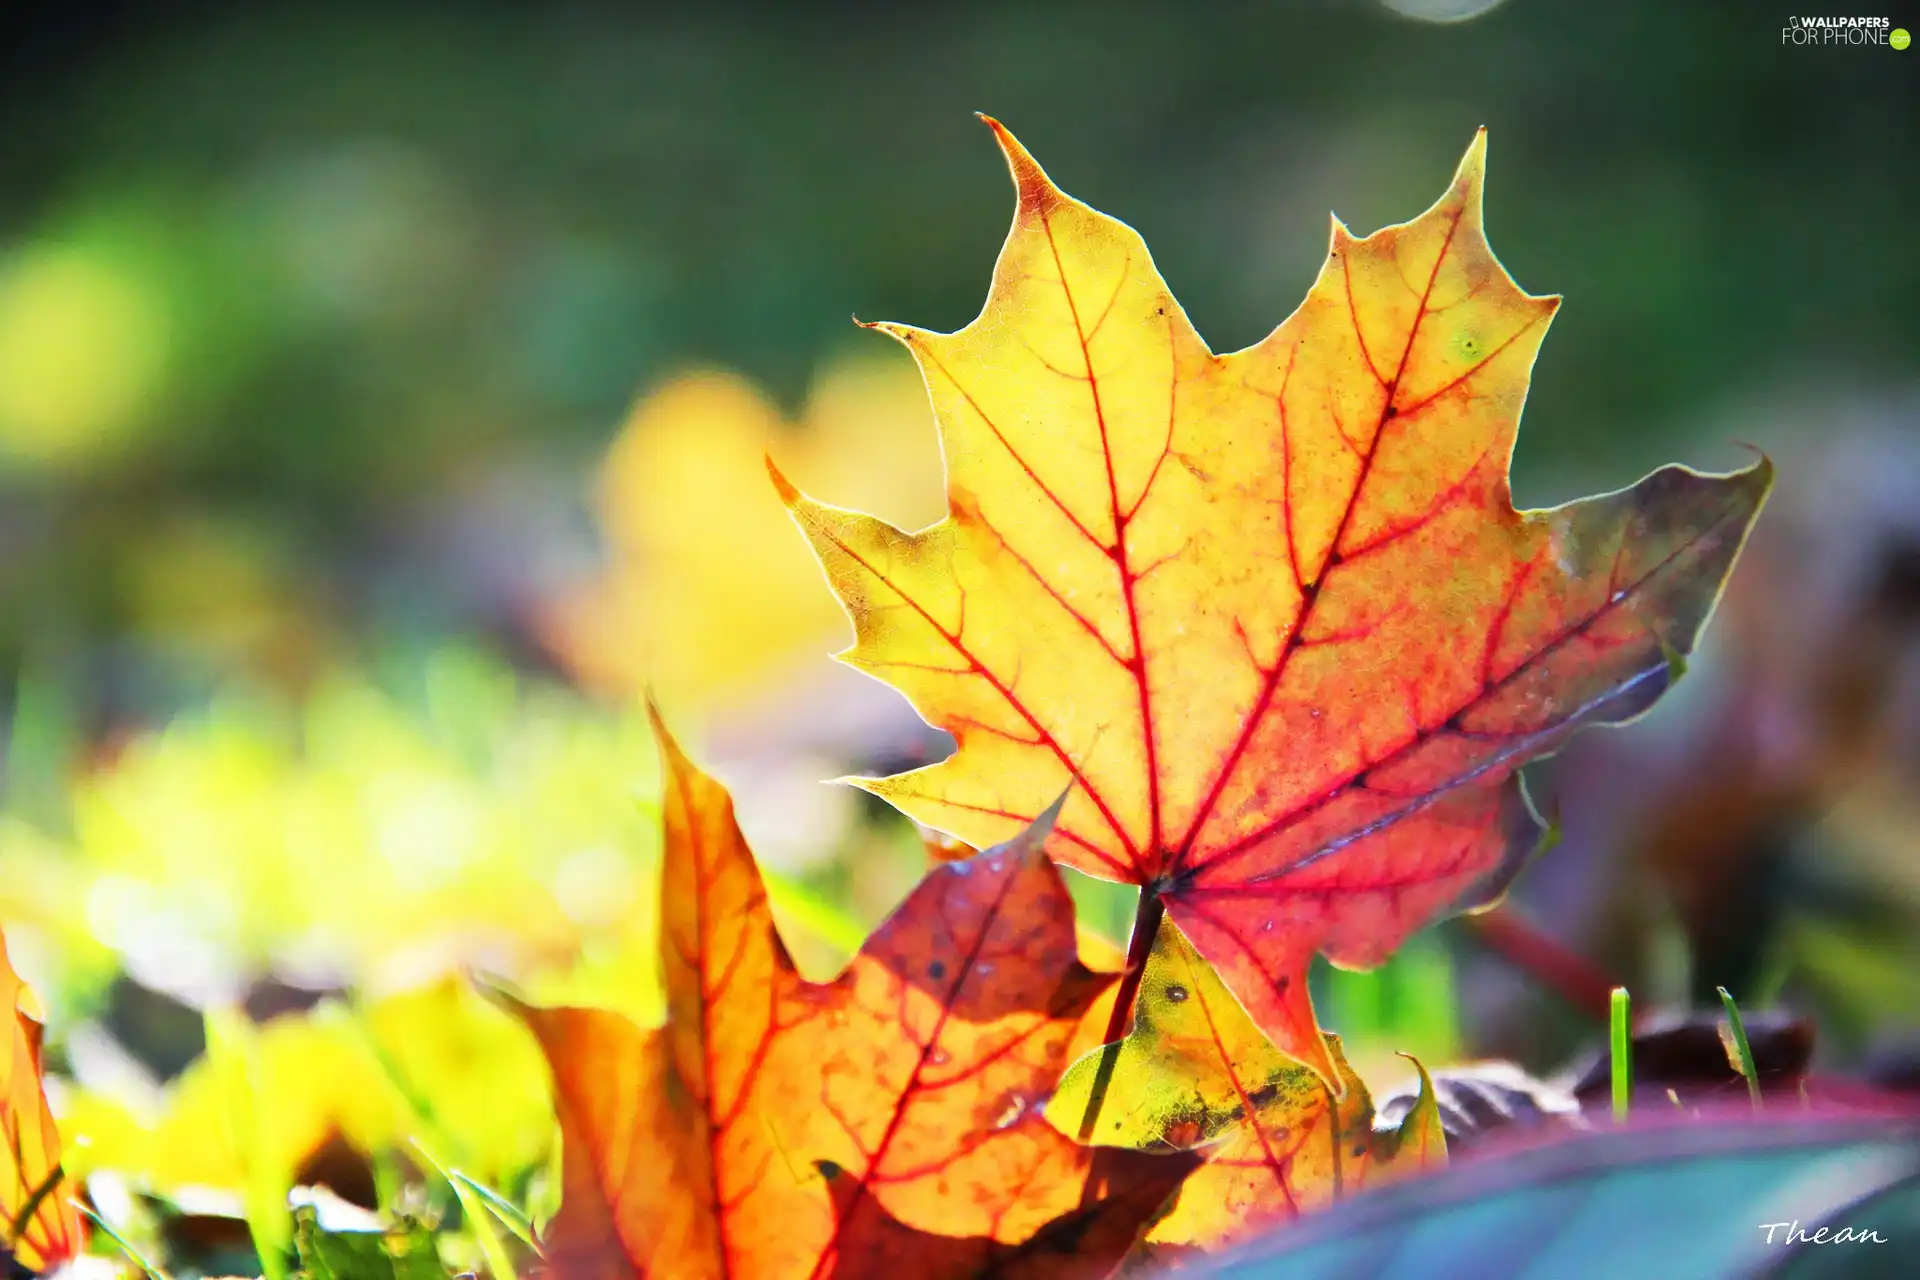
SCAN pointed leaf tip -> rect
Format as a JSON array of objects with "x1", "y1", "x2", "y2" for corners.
[
  {"x1": 982, "y1": 785, "x2": 1074, "y2": 866},
  {"x1": 645, "y1": 701, "x2": 707, "y2": 791},
  {"x1": 643, "y1": 694, "x2": 675, "y2": 748},
  {"x1": 978, "y1": 114, "x2": 1059, "y2": 212},
  {"x1": 765, "y1": 453, "x2": 800, "y2": 506},
  {"x1": 472, "y1": 974, "x2": 538, "y2": 1028},
  {"x1": 1450, "y1": 127, "x2": 1489, "y2": 203},
  {"x1": 1032, "y1": 784, "x2": 1073, "y2": 836},
  {"x1": 1386, "y1": 1053, "x2": 1448, "y2": 1171},
  {"x1": 1728, "y1": 443, "x2": 1776, "y2": 485}
]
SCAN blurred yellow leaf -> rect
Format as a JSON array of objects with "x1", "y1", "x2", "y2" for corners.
[
  {"x1": 355, "y1": 980, "x2": 556, "y2": 1184},
  {"x1": 0, "y1": 655, "x2": 663, "y2": 1016},
  {"x1": 541, "y1": 355, "x2": 945, "y2": 711},
  {"x1": 63, "y1": 982, "x2": 554, "y2": 1197},
  {"x1": 65, "y1": 1011, "x2": 389, "y2": 1193}
]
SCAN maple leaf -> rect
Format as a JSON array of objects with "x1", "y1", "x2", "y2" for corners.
[
  {"x1": 775, "y1": 119, "x2": 1771, "y2": 1082},
  {"x1": 502, "y1": 711, "x2": 1193, "y2": 1279},
  {"x1": 1, "y1": 927, "x2": 86, "y2": 1273},
  {"x1": 1044, "y1": 919, "x2": 1443, "y2": 1256}
]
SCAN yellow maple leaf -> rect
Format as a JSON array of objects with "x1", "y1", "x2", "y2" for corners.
[
  {"x1": 1047, "y1": 918, "x2": 1444, "y2": 1254},
  {"x1": 777, "y1": 119, "x2": 1769, "y2": 1083}
]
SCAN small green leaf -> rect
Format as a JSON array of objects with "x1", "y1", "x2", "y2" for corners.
[
  {"x1": 1381, "y1": 1055, "x2": 1447, "y2": 1171},
  {"x1": 447, "y1": 1170, "x2": 540, "y2": 1254},
  {"x1": 1717, "y1": 986, "x2": 1763, "y2": 1111}
]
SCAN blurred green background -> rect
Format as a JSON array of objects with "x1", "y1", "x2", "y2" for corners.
[
  {"x1": 0, "y1": 0, "x2": 1916, "y2": 1244},
  {"x1": 0, "y1": 0, "x2": 1913, "y2": 699}
]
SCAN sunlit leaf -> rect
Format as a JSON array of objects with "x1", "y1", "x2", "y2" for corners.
[
  {"x1": 1047, "y1": 919, "x2": 1440, "y2": 1254},
  {"x1": 779, "y1": 120, "x2": 1769, "y2": 1080},
  {"x1": 0, "y1": 928, "x2": 85, "y2": 1272},
  {"x1": 502, "y1": 712, "x2": 1193, "y2": 1278}
]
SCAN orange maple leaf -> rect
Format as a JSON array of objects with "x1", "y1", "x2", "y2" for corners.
[
  {"x1": 775, "y1": 119, "x2": 1769, "y2": 1083},
  {"x1": 2, "y1": 928, "x2": 86, "y2": 1273},
  {"x1": 503, "y1": 712, "x2": 1193, "y2": 1279}
]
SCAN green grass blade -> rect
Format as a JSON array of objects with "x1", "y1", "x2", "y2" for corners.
[
  {"x1": 405, "y1": 1141, "x2": 521, "y2": 1280},
  {"x1": 336, "y1": 1005, "x2": 521, "y2": 1280},
  {"x1": 73, "y1": 1201, "x2": 167, "y2": 1280},
  {"x1": 1716, "y1": 985, "x2": 1763, "y2": 1110},
  {"x1": 445, "y1": 1174, "x2": 521, "y2": 1280},
  {"x1": 203, "y1": 1005, "x2": 290, "y2": 1280},
  {"x1": 1610, "y1": 986, "x2": 1632, "y2": 1122},
  {"x1": 448, "y1": 1170, "x2": 541, "y2": 1254}
]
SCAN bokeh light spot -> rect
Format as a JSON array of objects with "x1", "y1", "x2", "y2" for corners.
[
  {"x1": 0, "y1": 244, "x2": 170, "y2": 469},
  {"x1": 1379, "y1": 0, "x2": 1510, "y2": 23}
]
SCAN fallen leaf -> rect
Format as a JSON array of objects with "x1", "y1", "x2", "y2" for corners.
[
  {"x1": 1046, "y1": 919, "x2": 1440, "y2": 1254},
  {"x1": 1373, "y1": 1059, "x2": 1580, "y2": 1152},
  {"x1": 503, "y1": 711, "x2": 1191, "y2": 1278},
  {"x1": 1, "y1": 927, "x2": 86, "y2": 1272},
  {"x1": 777, "y1": 119, "x2": 1769, "y2": 1081},
  {"x1": 813, "y1": 1147, "x2": 1197, "y2": 1280}
]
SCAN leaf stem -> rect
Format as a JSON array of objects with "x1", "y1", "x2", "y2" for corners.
[
  {"x1": 1074, "y1": 887, "x2": 1165, "y2": 1142},
  {"x1": 1105, "y1": 889, "x2": 1164, "y2": 1040}
]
